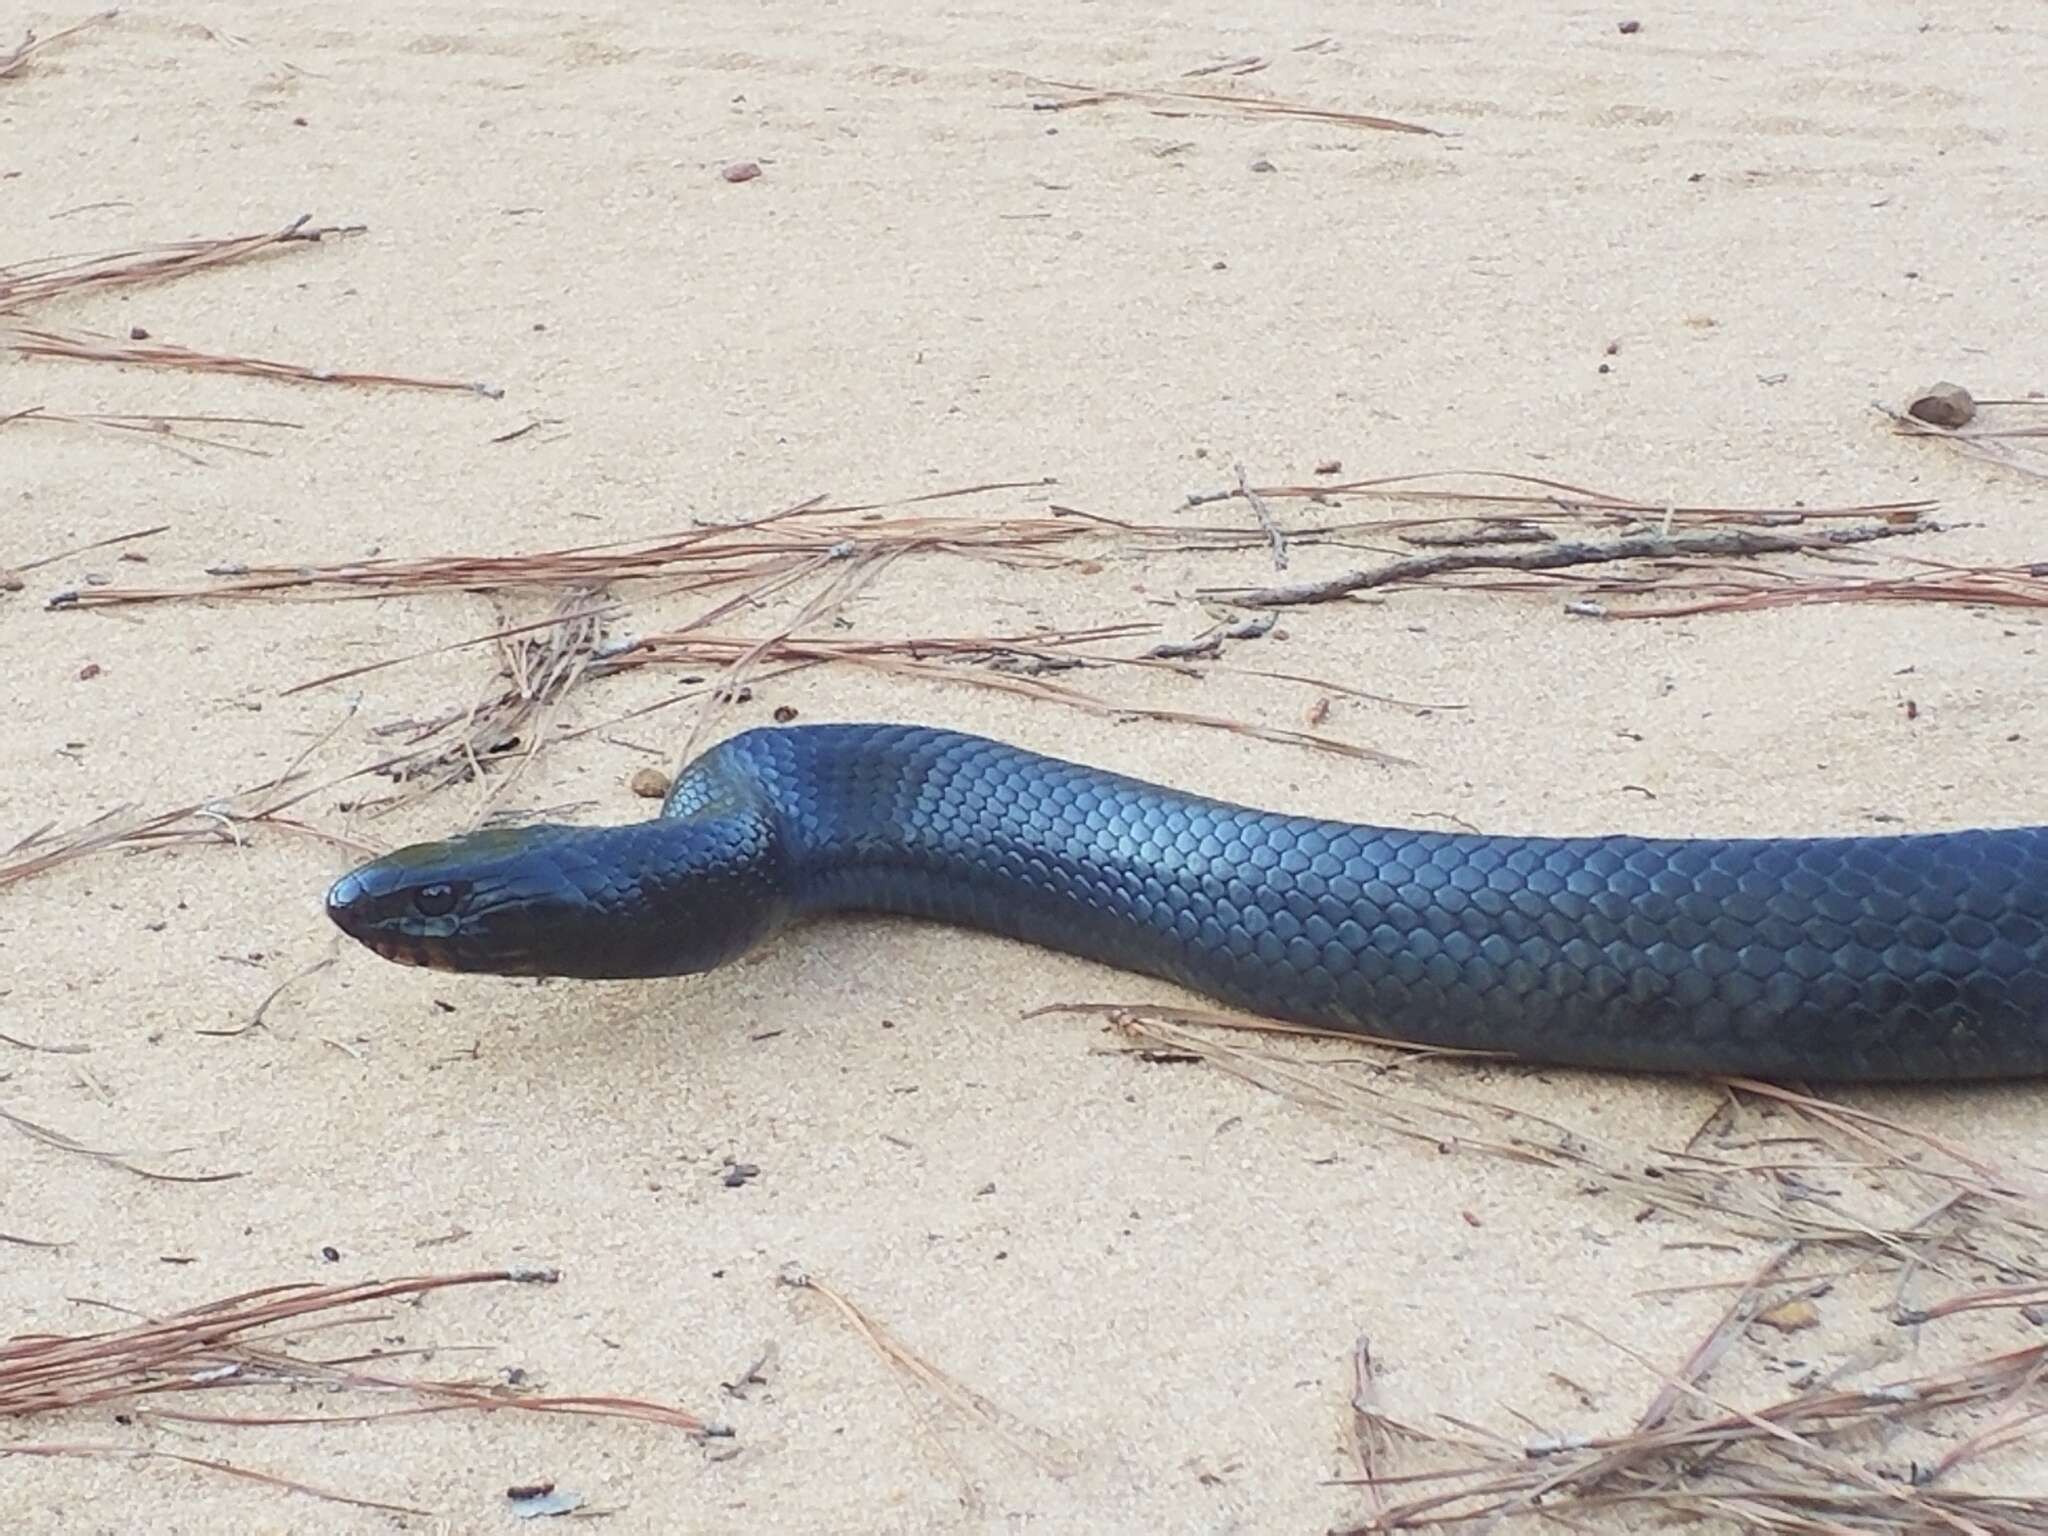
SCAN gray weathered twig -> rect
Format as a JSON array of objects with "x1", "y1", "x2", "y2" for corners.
[
  {"x1": 1236, "y1": 463, "x2": 1288, "y2": 569},
  {"x1": 1211, "y1": 521, "x2": 1937, "y2": 608}
]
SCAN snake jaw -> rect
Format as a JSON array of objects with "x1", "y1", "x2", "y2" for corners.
[{"x1": 324, "y1": 865, "x2": 483, "y2": 971}]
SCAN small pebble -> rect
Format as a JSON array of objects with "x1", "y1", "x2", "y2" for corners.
[
  {"x1": 1756, "y1": 1297, "x2": 1820, "y2": 1332},
  {"x1": 1906, "y1": 380, "x2": 1975, "y2": 429},
  {"x1": 1249, "y1": 157, "x2": 1275, "y2": 173},
  {"x1": 1618, "y1": 18, "x2": 1641, "y2": 33},
  {"x1": 1313, "y1": 459, "x2": 1342, "y2": 475},
  {"x1": 77, "y1": 662, "x2": 101, "y2": 681},
  {"x1": 720, "y1": 160, "x2": 762, "y2": 183},
  {"x1": 629, "y1": 767, "x2": 671, "y2": 800}
]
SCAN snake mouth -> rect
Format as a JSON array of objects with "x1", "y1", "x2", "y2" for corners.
[{"x1": 356, "y1": 935, "x2": 450, "y2": 970}]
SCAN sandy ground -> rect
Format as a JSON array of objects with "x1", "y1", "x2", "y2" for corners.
[{"x1": 5, "y1": 2, "x2": 2047, "y2": 1532}]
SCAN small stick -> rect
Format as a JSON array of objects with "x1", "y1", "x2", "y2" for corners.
[
  {"x1": 1214, "y1": 521, "x2": 1937, "y2": 607},
  {"x1": 1236, "y1": 462, "x2": 1288, "y2": 569},
  {"x1": 1143, "y1": 612, "x2": 1276, "y2": 660},
  {"x1": 1346, "y1": 1336, "x2": 1395, "y2": 1516}
]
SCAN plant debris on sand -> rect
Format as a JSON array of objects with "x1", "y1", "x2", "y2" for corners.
[
  {"x1": 1, "y1": 1267, "x2": 716, "y2": 1515},
  {"x1": 1, "y1": 215, "x2": 496, "y2": 394},
  {"x1": 1058, "y1": 1003, "x2": 2048, "y2": 1531}
]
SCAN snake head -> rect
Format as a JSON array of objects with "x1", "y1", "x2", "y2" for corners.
[{"x1": 324, "y1": 819, "x2": 788, "y2": 978}]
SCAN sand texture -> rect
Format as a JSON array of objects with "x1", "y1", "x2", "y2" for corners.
[{"x1": 4, "y1": 2, "x2": 2047, "y2": 1532}]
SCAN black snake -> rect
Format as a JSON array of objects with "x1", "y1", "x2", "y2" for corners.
[{"x1": 324, "y1": 722, "x2": 2048, "y2": 1082}]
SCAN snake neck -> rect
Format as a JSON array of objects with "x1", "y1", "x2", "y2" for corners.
[{"x1": 679, "y1": 723, "x2": 1270, "y2": 990}]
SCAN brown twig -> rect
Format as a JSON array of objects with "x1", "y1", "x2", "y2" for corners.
[
  {"x1": 1213, "y1": 520, "x2": 1938, "y2": 607},
  {"x1": 1143, "y1": 611, "x2": 1276, "y2": 660}
]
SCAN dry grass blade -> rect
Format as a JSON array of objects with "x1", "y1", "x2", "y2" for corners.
[
  {"x1": 1, "y1": 710, "x2": 376, "y2": 891},
  {"x1": 1904, "y1": 1282, "x2": 2048, "y2": 1325},
  {"x1": 1, "y1": 521, "x2": 165, "y2": 591},
  {"x1": 1187, "y1": 468, "x2": 1937, "y2": 527},
  {"x1": 1, "y1": 215, "x2": 497, "y2": 396},
  {"x1": 4, "y1": 321, "x2": 495, "y2": 394},
  {"x1": 1884, "y1": 404, "x2": 2048, "y2": 484},
  {"x1": 0, "y1": 1443, "x2": 430, "y2": 1517},
  {"x1": 2, "y1": 404, "x2": 300, "y2": 460},
  {"x1": 0, "y1": 217, "x2": 345, "y2": 309},
  {"x1": 1027, "y1": 75, "x2": 1440, "y2": 136},
  {"x1": 1050, "y1": 1004, "x2": 2046, "y2": 1284},
  {"x1": 1042, "y1": 1006, "x2": 2048, "y2": 1527},
  {"x1": 347, "y1": 588, "x2": 615, "y2": 818},
  {"x1": 0, "y1": 1028, "x2": 89, "y2": 1054},
  {"x1": 779, "y1": 1264, "x2": 1071, "y2": 1477},
  {"x1": 1335, "y1": 1336, "x2": 2048, "y2": 1533},
  {"x1": 0, "y1": 793, "x2": 350, "y2": 891},
  {"x1": 1, "y1": 1267, "x2": 710, "y2": 1434},
  {"x1": 1597, "y1": 559, "x2": 2048, "y2": 620},
  {"x1": 0, "y1": 9, "x2": 115, "y2": 80},
  {"x1": 0, "y1": 1103, "x2": 241, "y2": 1184},
  {"x1": 46, "y1": 488, "x2": 1077, "y2": 610},
  {"x1": 610, "y1": 625, "x2": 1411, "y2": 766}
]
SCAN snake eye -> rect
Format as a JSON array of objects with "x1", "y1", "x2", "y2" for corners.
[{"x1": 413, "y1": 883, "x2": 460, "y2": 918}]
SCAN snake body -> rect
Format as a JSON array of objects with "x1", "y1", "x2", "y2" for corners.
[{"x1": 324, "y1": 722, "x2": 2048, "y2": 1082}]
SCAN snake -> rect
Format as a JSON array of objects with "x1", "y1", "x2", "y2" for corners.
[{"x1": 323, "y1": 721, "x2": 2048, "y2": 1082}]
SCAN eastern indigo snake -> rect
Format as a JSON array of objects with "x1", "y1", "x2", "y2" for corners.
[{"x1": 325, "y1": 722, "x2": 2048, "y2": 1082}]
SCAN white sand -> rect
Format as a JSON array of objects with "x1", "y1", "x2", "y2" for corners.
[{"x1": 5, "y1": 2, "x2": 2045, "y2": 1531}]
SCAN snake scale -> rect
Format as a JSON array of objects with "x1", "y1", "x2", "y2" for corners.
[{"x1": 324, "y1": 722, "x2": 2048, "y2": 1082}]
